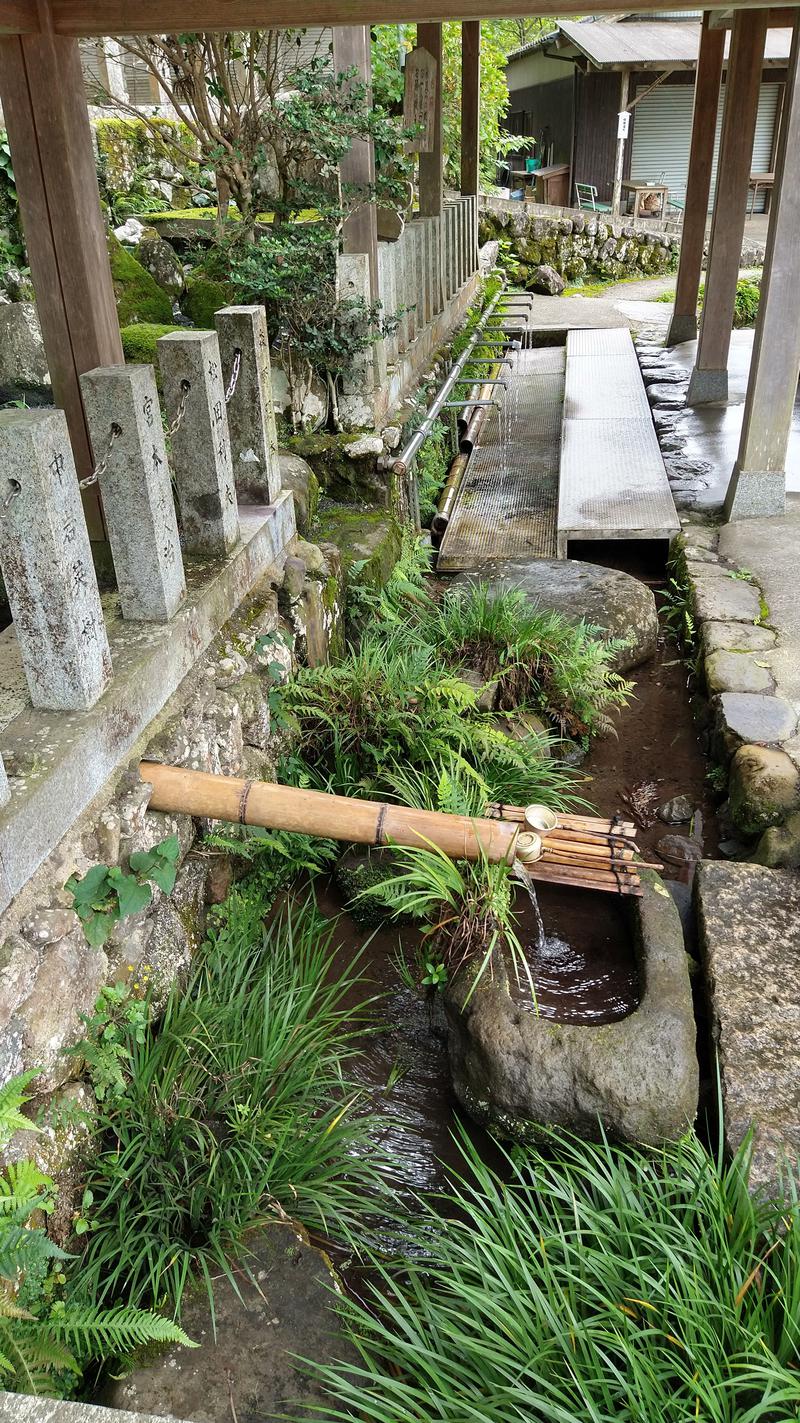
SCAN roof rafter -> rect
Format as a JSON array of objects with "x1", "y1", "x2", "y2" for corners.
[{"x1": 0, "y1": 0, "x2": 796, "y2": 37}]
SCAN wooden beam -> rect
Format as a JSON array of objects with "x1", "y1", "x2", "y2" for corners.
[
  {"x1": 417, "y1": 21, "x2": 443, "y2": 217},
  {"x1": 667, "y1": 13, "x2": 725, "y2": 346},
  {"x1": 725, "y1": 14, "x2": 800, "y2": 517},
  {"x1": 0, "y1": 0, "x2": 37, "y2": 31},
  {"x1": 687, "y1": 8, "x2": 768, "y2": 404},
  {"x1": 332, "y1": 25, "x2": 378, "y2": 304},
  {"x1": 460, "y1": 20, "x2": 480, "y2": 197},
  {"x1": 0, "y1": 27, "x2": 123, "y2": 536},
  {"x1": 34, "y1": 0, "x2": 797, "y2": 39},
  {"x1": 610, "y1": 69, "x2": 629, "y2": 218},
  {"x1": 709, "y1": 5, "x2": 796, "y2": 24}
]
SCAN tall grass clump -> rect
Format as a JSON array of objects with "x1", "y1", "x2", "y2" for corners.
[
  {"x1": 74, "y1": 894, "x2": 386, "y2": 1321},
  {"x1": 410, "y1": 582, "x2": 632, "y2": 738},
  {"x1": 309, "y1": 1128, "x2": 800, "y2": 1423}
]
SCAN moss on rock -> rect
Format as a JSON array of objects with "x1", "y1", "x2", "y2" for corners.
[
  {"x1": 121, "y1": 322, "x2": 184, "y2": 385},
  {"x1": 107, "y1": 232, "x2": 173, "y2": 326},
  {"x1": 313, "y1": 507, "x2": 402, "y2": 595},
  {"x1": 284, "y1": 430, "x2": 386, "y2": 504},
  {"x1": 181, "y1": 274, "x2": 234, "y2": 328}
]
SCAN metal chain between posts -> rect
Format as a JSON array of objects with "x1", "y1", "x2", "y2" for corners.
[
  {"x1": 166, "y1": 379, "x2": 191, "y2": 438},
  {"x1": 78, "y1": 421, "x2": 123, "y2": 491},
  {"x1": 1, "y1": 479, "x2": 21, "y2": 512},
  {"x1": 224, "y1": 348, "x2": 242, "y2": 404}
]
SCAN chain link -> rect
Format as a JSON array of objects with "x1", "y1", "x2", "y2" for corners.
[
  {"x1": 2, "y1": 479, "x2": 21, "y2": 512},
  {"x1": 167, "y1": 379, "x2": 191, "y2": 437},
  {"x1": 79, "y1": 422, "x2": 123, "y2": 491},
  {"x1": 224, "y1": 348, "x2": 242, "y2": 405}
]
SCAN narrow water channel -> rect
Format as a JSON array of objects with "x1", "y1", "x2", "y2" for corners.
[{"x1": 312, "y1": 600, "x2": 716, "y2": 1223}]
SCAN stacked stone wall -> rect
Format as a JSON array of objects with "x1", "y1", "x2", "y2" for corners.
[{"x1": 479, "y1": 202, "x2": 679, "y2": 288}]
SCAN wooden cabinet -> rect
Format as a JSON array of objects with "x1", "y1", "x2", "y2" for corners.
[{"x1": 533, "y1": 163, "x2": 571, "y2": 207}]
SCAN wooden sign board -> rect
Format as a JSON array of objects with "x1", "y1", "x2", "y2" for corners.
[{"x1": 403, "y1": 45, "x2": 437, "y2": 153}]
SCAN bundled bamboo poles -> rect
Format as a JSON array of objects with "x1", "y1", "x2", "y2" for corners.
[
  {"x1": 140, "y1": 765, "x2": 648, "y2": 897},
  {"x1": 486, "y1": 804, "x2": 646, "y2": 896}
]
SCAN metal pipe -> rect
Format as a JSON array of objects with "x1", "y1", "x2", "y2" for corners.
[
  {"x1": 140, "y1": 762, "x2": 520, "y2": 865},
  {"x1": 441, "y1": 398, "x2": 499, "y2": 409},
  {"x1": 392, "y1": 283, "x2": 506, "y2": 494}
]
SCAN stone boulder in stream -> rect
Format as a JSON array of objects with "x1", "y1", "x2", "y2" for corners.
[
  {"x1": 452, "y1": 559, "x2": 658, "y2": 672},
  {"x1": 444, "y1": 872, "x2": 698, "y2": 1145}
]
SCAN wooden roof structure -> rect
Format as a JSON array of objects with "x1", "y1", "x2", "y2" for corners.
[{"x1": 0, "y1": 0, "x2": 796, "y2": 31}]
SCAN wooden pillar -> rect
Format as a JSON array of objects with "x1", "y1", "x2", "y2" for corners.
[
  {"x1": 610, "y1": 69, "x2": 630, "y2": 219},
  {"x1": 460, "y1": 21, "x2": 480, "y2": 198},
  {"x1": 724, "y1": 16, "x2": 800, "y2": 520},
  {"x1": 667, "y1": 14, "x2": 725, "y2": 346},
  {"x1": 332, "y1": 25, "x2": 379, "y2": 305},
  {"x1": 417, "y1": 22, "x2": 443, "y2": 218},
  {"x1": 687, "y1": 9, "x2": 767, "y2": 405},
  {"x1": 0, "y1": 17, "x2": 123, "y2": 540}
]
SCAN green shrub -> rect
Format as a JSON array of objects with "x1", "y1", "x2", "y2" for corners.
[
  {"x1": 107, "y1": 234, "x2": 172, "y2": 326},
  {"x1": 311, "y1": 1127, "x2": 800, "y2": 1423},
  {"x1": 0, "y1": 1072, "x2": 191, "y2": 1397},
  {"x1": 279, "y1": 629, "x2": 581, "y2": 808},
  {"x1": 180, "y1": 273, "x2": 233, "y2": 328},
  {"x1": 74, "y1": 894, "x2": 386, "y2": 1319}
]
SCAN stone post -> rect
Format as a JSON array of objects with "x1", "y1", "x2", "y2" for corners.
[
  {"x1": 414, "y1": 223, "x2": 427, "y2": 334},
  {"x1": 391, "y1": 238, "x2": 409, "y2": 353},
  {"x1": 336, "y1": 251, "x2": 376, "y2": 427},
  {"x1": 431, "y1": 213, "x2": 444, "y2": 314},
  {"x1": 0, "y1": 407, "x2": 112, "y2": 710},
  {"x1": 0, "y1": 754, "x2": 9, "y2": 808},
  {"x1": 81, "y1": 363, "x2": 185, "y2": 622},
  {"x1": 422, "y1": 219, "x2": 435, "y2": 324},
  {"x1": 377, "y1": 243, "x2": 398, "y2": 367},
  {"x1": 157, "y1": 330, "x2": 240, "y2": 558},
  {"x1": 401, "y1": 228, "x2": 417, "y2": 342},
  {"x1": 215, "y1": 305, "x2": 280, "y2": 505}
]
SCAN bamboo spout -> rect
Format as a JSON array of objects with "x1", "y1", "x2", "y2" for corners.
[{"x1": 139, "y1": 763, "x2": 520, "y2": 864}]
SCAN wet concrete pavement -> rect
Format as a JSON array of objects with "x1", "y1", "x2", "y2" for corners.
[{"x1": 663, "y1": 332, "x2": 800, "y2": 507}]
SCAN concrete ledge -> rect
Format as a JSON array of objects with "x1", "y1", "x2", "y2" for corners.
[
  {"x1": 0, "y1": 494, "x2": 295, "y2": 912},
  {"x1": 0, "y1": 1397, "x2": 177, "y2": 1423}
]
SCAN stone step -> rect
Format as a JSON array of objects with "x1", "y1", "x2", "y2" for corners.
[{"x1": 694, "y1": 859, "x2": 800, "y2": 1194}]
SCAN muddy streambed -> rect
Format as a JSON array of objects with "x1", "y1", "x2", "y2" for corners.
[{"x1": 312, "y1": 615, "x2": 717, "y2": 1223}]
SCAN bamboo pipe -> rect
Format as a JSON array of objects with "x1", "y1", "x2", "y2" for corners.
[
  {"x1": 140, "y1": 763, "x2": 520, "y2": 865},
  {"x1": 431, "y1": 452, "x2": 469, "y2": 546}
]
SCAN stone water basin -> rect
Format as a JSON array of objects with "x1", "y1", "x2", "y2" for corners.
[{"x1": 445, "y1": 870, "x2": 699, "y2": 1146}]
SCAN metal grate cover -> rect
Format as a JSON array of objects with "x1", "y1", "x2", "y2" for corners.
[{"x1": 437, "y1": 347, "x2": 565, "y2": 571}]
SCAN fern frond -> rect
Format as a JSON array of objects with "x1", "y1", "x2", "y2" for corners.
[
  {"x1": 0, "y1": 1071, "x2": 40, "y2": 1149},
  {"x1": 49, "y1": 1302, "x2": 196, "y2": 1358},
  {"x1": 0, "y1": 1222, "x2": 69, "y2": 1281}
]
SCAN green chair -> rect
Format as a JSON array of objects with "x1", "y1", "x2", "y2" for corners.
[{"x1": 574, "y1": 182, "x2": 612, "y2": 213}]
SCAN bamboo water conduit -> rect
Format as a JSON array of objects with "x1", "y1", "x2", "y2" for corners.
[
  {"x1": 140, "y1": 763, "x2": 520, "y2": 864},
  {"x1": 140, "y1": 764, "x2": 648, "y2": 897}
]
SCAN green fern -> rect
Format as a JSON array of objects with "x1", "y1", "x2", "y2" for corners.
[{"x1": 0, "y1": 1071, "x2": 194, "y2": 1398}]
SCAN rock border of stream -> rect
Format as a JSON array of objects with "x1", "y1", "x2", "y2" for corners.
[{"x1": 445, "y1": 870, "x2": 699, "y2": 1145}]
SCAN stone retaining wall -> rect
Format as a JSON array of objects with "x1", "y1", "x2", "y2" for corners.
[
  {"x1": 0, "y1": 533, "x2": 344, "y2": 1160},
  {"x1": 670, "y1": 525, "x2": 800, "y2": 860},
  {"x1": 479, "y1": 198, "x2": 679, "y2": 289}
]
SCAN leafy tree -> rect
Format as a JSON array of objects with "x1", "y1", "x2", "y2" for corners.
[
  {"x1": 486, "y1": 17, "x2": 553, "y2": 56},
  {"x1": 90, "y1": 30, "x2": 333, "y2": 239},
  {"x1": 371, "y1": 23, "x2": 514, "y2": 187}
]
